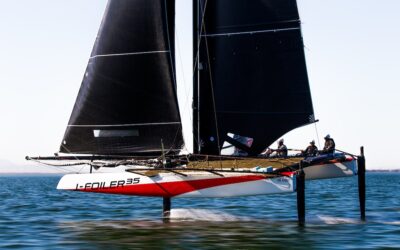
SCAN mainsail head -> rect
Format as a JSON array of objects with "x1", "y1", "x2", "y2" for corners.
[
  {"x1": 60, "y1": 0, "x2": 183, "y2": 155},
  {"x1": 195, "y1": 0, "x2": 315, "y2": 156}
]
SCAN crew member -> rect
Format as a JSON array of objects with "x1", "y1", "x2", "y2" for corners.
[
  {"x1": 272, "y1": 139, "x2": 288, "y2": 157},
  {"x1": 261, "y1": 139, "x2": 288, "y2": 157},
  {"x1": 321, "y1": 134, "x2": 335, "y2": 154},
  {"x1": 302, "y1": 140, "x2": 318, "y2": 157}
]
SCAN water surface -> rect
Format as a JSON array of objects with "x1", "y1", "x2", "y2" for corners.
[{"x1": 0, "y1": 173, "x2": 399, "y2": 249}]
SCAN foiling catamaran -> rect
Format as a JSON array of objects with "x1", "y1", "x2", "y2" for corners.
[{"x1": 27, "y1": 0, "x2": 366, "y2": 223}]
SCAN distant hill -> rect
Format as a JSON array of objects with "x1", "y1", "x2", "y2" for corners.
[{"x1": 367, "y1": 169, "x2": 400, "y2": 173}]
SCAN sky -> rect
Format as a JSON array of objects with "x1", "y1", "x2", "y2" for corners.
[{"x1": 0, "y1": 0, "x2": 399, "y2": 172}]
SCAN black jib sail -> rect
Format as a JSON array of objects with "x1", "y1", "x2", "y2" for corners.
[
  {"x1": 194, "y1": 0, "x2": 315, "y2": 156},
  {"x1": 60, "y1": 0, "x2": 183, "y2": 155}
]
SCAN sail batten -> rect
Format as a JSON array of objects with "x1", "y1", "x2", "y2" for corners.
[
  {"x1": 60, "y1": 0, "x2": 183, "y2": 156},
  {"x1": 89, "y1": 50, "x2": 171, "y2": 59},
  {"x1": 201, "y1": 27, "x2": 300, "y2": 37},
  {"x1": 67, "y1": 122, "x2": 181, "y2": 128}
]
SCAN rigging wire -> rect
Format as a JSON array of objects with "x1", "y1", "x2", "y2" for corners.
[
  {"x1": 30, "y1": 159, "x2": 87, "y2": 174},
  {"x1": 60, "y1": 144, "x2": 89, "y2": 173},
  {"x1": 202, "y1": 25, "x2": 222, "y2": 153},
  {"x1": 199, "y1": 1, "x2": 224, "y2": 168},
  {"x1": 193, "y1": 0, "x2": 209, "y2": 74},
  {"x1": 314, "y1": 122, "x2": 321, "y2": 149},
  {"x1": 191, "y1": 0, "x2": 211, "y2": 152}
]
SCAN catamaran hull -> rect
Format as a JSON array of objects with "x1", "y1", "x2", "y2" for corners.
[
  {"x1": 57, "y1": 172, "x2": 295, "y2": 198},
  {"x1": 304, "y1": 160, "x2": 357, "y2": 180},
  {"x1": 56, "y1": 159, "x2": 356, "y2": 198}
]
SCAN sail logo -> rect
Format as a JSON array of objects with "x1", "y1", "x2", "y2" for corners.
[{"x1": 75, "y1": 178, "x2": 140, "y2": 190}]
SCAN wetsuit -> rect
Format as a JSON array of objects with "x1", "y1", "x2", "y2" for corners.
[
  {"x1": 322, "y1": 139, "x2": 335, "y2": 154},
  {"x1": 304, "y1": 145, "x2": 318, "y2": 157}
]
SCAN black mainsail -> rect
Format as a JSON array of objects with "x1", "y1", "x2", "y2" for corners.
[
  {"x1": 194, "y1": 0, "x2": 315, "y2": 156},
  {"x1": 60, "y1": 0, "x2": 183, "y2": 155}
]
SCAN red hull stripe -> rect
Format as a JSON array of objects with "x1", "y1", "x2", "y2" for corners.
[{"x1": 77, "y1": 175, "x2": 267, "y2": 197}]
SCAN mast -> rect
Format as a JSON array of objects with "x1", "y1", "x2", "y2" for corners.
[{"x1": 193, "y1": 0, "x2": 200, "y2": 154}]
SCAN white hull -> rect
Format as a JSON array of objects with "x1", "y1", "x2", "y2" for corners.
[
  {"x1": 57, "y1": 172, "x2": 295, "y2": 198},
  {"x1": 304, "y1": 160, "x2": 357, "y2": 180}
]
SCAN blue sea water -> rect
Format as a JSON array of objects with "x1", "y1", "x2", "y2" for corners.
[{"x1": 0, "y1": 173, "x2": 399, "y2": 249}]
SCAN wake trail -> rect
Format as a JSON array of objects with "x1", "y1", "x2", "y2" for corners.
[{"x1": 170, "y1": 208, "x2": 250, "y2": 222}]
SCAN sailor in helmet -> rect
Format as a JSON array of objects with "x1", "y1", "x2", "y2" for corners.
[
  {"x1": 321, "y1": 134, "x2": 335, "y2": 154},
  {"x1": 261, "y1": 138, "x2": 288, "y2": 157},
  {"x1": 302, "y1": 140, "x2": 318, "y2": 157},
  {"x1": 271, "y1": 139, "x2": 288, "y2": 157}
]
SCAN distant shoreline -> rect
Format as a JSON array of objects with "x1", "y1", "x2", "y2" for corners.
[{"x1": 367, "y1": 169, "x2": 400, "y2": 173}]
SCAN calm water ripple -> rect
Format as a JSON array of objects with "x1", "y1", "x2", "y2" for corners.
[{"x1": 0, "y1": 173, "x2": 399, "y2": 249}]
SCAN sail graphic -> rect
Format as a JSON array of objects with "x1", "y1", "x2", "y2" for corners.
[
  {"x1": 195, "y1": 0, "x2": 315, "y2": 155},
  {"x1": 60, "y1": 0, "x2": 183, "y2": 155}
]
